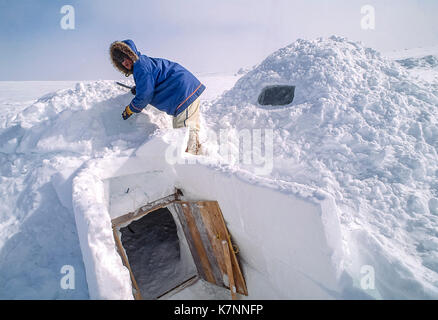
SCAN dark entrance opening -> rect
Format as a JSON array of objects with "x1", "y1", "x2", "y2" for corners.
[
  {"x1": 257, "y1": 85, "x2": 295, "y2": 106},
  {"x1": 119, "y1": 207, "x2": 196, "y2": 299}
]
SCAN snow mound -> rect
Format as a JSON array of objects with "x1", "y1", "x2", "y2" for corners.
[
  {"x1": 206, "y1": 36, "x2": 438, "y2": 298},
  {"x1": 397, "y1": 56, "x2": 438, "y2": 84}
]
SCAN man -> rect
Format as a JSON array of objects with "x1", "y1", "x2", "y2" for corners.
[{"x1": 110, "y1": 39, "x2": 205, "y2": 154}]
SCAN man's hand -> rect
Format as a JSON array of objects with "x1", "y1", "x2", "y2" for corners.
[
  {"x1": 122, "y1": 105, "x2": 134, "y2": 120},
  {"x1": 131, "y1": 86, "x2": 136, "y2": 95}
]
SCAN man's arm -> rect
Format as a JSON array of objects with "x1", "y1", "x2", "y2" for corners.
[
  {"x1": 122, "y1": 61, "x2": 155, "y2": 119},
  {"x1": 129, "y1": 65, "x2": 155, "y2": 113}
]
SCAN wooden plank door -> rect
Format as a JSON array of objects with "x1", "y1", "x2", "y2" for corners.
[{"x1": 171, "y1": 201, "x2": 248, "y2": 296}]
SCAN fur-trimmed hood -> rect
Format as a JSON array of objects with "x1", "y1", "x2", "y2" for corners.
[
  {"x1": 109, "y1": 40, "x2": 140, "y2": 76},
  {"x1": 110, "y1": 40, "x2": 206, "y2": 117}
]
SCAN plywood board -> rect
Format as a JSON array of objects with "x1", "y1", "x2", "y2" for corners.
[
  {"x1": 112, "y1": 227, "x2": 143, "y2": 300},
  {"x1": 173, "y1": 201, "x2": 248, "y2": 296},
  {"x1": 112, "y1": 192, "x2": 178, "y2": 227}
]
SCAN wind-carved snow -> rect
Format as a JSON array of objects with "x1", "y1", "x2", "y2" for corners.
[
  {"x1": 0, "y1": 36, "x2": 437, "y2": 299},
  {"x1": 387, "y1": 45, "x2": 438, "y2": 84}
]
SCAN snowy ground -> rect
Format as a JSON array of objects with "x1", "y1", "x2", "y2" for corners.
[
  {"x1": 384, "y1": 45, "x2": 438, "y2": 83},
  {"x1": 0, "y1": 37, "x2": 437, "y2": 299}
]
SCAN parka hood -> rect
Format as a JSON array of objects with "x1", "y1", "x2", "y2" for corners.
[{"x1": 109, "y1": 39, "x2": 140, "y2": 76}]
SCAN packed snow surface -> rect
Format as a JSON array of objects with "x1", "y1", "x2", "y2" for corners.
[{"x1": 0, "y1": 36, "x2": 437, "y2": 299}]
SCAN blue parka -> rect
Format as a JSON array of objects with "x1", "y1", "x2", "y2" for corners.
[{"x1": 110, "y1": 39, "x2": 205, "y2": 116}]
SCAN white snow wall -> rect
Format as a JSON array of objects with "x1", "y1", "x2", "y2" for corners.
[{"x1": 72, "y1": 128, "x2": 344, "y2": 299}]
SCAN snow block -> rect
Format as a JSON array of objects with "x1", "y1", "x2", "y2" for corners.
[
  {"x1": 174, "y1": 165, "x2": 343, "y2": 298},
  {"x1": 72, "y1": 168, "x2": 134, "y2": 299}
]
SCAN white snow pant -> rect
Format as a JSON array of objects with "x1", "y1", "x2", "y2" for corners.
[{"x1": 173, "y1": 97, "x2": 201, "y2": 154}]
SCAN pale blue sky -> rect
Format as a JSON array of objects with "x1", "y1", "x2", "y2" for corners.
[{"x1": 0, "y1": 0, "x2": 437, "y2": 80}]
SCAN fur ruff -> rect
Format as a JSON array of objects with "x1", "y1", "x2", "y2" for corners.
[{"x1": 109, "y1": 41, "x2": 139, "y2": 76}]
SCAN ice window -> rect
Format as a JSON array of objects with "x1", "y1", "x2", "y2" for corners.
[{"x1": 257, "y1": 85, "x2": 295, "y2": 106}]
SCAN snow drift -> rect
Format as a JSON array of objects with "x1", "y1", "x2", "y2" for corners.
[{"x1": 1, "y1": 36, "x2": 437, "y2": 299}]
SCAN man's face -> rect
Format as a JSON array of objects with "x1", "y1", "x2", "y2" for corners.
[{"x1": 122, "y1": 58, "x2": 133, "y2": 70}]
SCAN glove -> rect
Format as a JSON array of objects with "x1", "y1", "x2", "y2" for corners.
[
  {"x1": 122, "y1": 105, "x2": 134, "y2": 120},
  {"x1": 131, "y1": 86, "x2": 136, "y2": 95}
]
